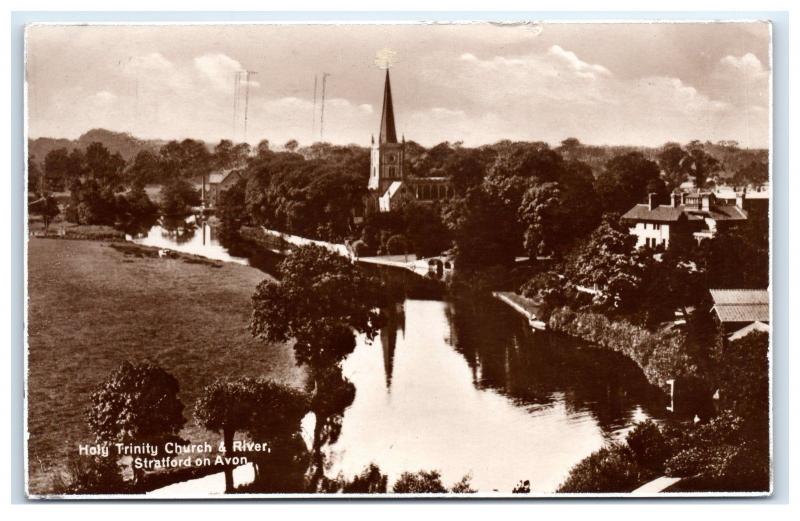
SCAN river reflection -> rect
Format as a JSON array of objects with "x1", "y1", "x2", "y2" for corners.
[
  {"x1": 128, "y1": 221, "x2": 250, "y2": 265},
  {"x1": 328, "y1": 298, "x2": 657, "y2": 493},
  {"x1": 130, "y1": 222, "x2": 659, "y2": 493}
]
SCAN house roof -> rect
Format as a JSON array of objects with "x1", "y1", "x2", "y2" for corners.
[
  {"x1": 621, "y1": 202, "x2": 747, "y2": 223},
  {"x1": 710, "y1": 289, "x2": 770, "y2": 324},
  {"x1": 208, "y1": 169, "x2": 238, "y2": 185},
  {"x1": 709, "y1": 289, "x2": 769, "y2": 305},
  {"x1": 621, "y1": 204, "x2": 685, "y2": 222},
  {"x1": 729, "y1": 321, "x2": 770, "y2": 341}
]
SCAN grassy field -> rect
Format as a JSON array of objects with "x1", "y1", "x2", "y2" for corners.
[{"x1": 26, "y1": 238, "x2": 304, "y2": 494}]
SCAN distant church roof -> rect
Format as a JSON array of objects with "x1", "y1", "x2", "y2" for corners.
[{"x1": 379, "y1": 70, "x2": 398, "y2": 144}]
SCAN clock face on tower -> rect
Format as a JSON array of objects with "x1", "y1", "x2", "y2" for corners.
[{"x1": 386, "y1": 152, "x2": 397, "y2": 164}]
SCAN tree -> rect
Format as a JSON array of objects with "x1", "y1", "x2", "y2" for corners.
[
  {"x1": 680, "y1": 144, "x2": 720, "y2": 189},
  {"x1": 30, "y1": 194, "x2": 60, "y2": 231},
  {"x1": 160, "y1": 177, "x2": 200, "y2": 216},
  {"x1": 85, "y1": 142, "x2": 125, "y2": 189},
  {"x1": 519, "y1": 270, "x2": 568, "y2": 320},
  {"x1": 44, "y1": 147, "x2": 82, "y2": 192},
  {"x1": 664, "y1": 411, "x2": 769, "y2": 491},
  {"x1": 566, "y1": 214, "x2": 645, "y2": 311},
  {"x1": 716, "y1": 331, "x2": 769, "y2": 430},
  {"x1": 557, "y1": 443, "x2": 646, "y2": 493},
  {"x1": 657, "y1": 142, "x2": 688, "y2": 191},
  {"x1": 284, "y1": 139, "x2": 299, "y2": 152},
  {"x1": 159, "y1": 139, "x2": 212, "y2": 180},
  {"x1": 250, "y1": 245, "x2": 383, "y2": 489},
  {"x1": 255, "y1": 139, "x2": 271, "y2": 158},
  {"x1": 392, "y1": 470, "x2": 448, "y2": 493},
  {"x1": 194, "y1": 378, "x2": 309, "y2": 492},
  {"x1": 442, "y1": 149, "x2": 485, "y2": 195},
  {"x1": 126, "y1": 150, "x2": 161, "y2": 188},
  {"x1": 392, "y1": 470, "x2": 476, "y2": 493},
  {"x1": 87, "y1": 361, "x2": 185, "y2": 483},
  {"x1": 733, "y1": 160, "x2": 768, "y2": 188},
  {"x1": 400, "y1": 200, "x2": 451, "y2": 258},
  {"x1": 442, "y1": 185, "x2": 519, "y2": 269},
  {"x1": 216, "y1": 177, "x2": 248, "y2": 240},
  {"x1": 28, "y1": 155, "x2": 43, "y2": 195},
  {"x1": 385, "y1": 234, "x2": 409, "y2": 256},
  {"x1": 519, "y1": 182, "x2": 566, "y2": 259},
  {"x1": 52, "y1": 454, "x2": 125, "y2": 495},
  {"x1": 342, "y1": 464, "x2": 388, "y2": 493},
  {"x1": 595, "y1": 152, "x2": 664, "y2": 214}
]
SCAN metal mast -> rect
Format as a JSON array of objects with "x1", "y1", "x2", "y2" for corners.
[
  {"x1": 319, "y1": 72, "x2": 331, "y2": 141},
  {"x1": 311, "y1": 74, "x2": 318, "y2": 142}
]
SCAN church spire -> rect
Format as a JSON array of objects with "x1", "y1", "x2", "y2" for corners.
[{"x1": 379, "y1": 69, "x2": 398, "y2": 144}]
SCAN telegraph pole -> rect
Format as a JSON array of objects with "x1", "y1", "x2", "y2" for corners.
[{"x1": 319, "y1": 72, "x2": 331, "y2": 141}]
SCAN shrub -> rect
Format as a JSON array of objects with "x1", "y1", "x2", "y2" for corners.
[
  {"x1": 385, "y1": 234, "x2": 409, "y2": 255},
  {"x1": 626, "y1": 420, "x2": 671, "y2": 472},
  {"x1": 557, "y1": 443, "x2": 650, "y2": 493},
  {"x1": 51, "y1": 454, "x2": 126, "y2": 495},
  {"x1": 392, "y1": 470, "x2": 447, "y2": 493},
  {"x1": 87, "y1": 360, "x2": 185, "y2": 485},
  {"x1": 342, "y1": 463, "x2": 388, "y2": 493}
]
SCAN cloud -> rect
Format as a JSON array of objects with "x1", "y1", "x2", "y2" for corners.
[
  {"x1": 547, "y1": 45, "x2": 611, "y2": 78},
  {"x1": 194, "y1": 53, "x2": 258, "y2": 91},
  {"x1": 719, "y1": 52, "x2": 767, "y2": 75},
  {"x1": 412, "y1": 44, "x2": 767, "y2": 147}
]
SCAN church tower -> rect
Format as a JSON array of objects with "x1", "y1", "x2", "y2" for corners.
[{"x1": 368, "y1": 70, "x2": 405, "y2": 195}]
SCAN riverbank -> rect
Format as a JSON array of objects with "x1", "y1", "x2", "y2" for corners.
[
  {"x1": 26, "y1": 238, "x2": 304, "y2": 494},
  {"x1": 547, "y1": 307, "x2": 692, "y2": 390},
  {"x1": 28, "y1": 214, "x2": 125, "y2": 241}
]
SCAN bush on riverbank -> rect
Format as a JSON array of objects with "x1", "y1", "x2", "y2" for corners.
[{"x1": 548, "y1": 307, "x2": 696, "y2": 389}]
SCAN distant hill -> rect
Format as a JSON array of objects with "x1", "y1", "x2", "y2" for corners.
[{"x1": 28, "y1": 129, "x2": 166, "y2": 164}]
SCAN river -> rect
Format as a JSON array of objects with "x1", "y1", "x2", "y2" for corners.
[{"x1": 130, "y1": 222, "x2": 660, "y2": 493}]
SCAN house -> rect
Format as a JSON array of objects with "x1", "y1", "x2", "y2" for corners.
[
  {"x1": 203, "y1": 169, "x2": 242, "y2": 208},
  {"x1": 621, "y1": 190, "x2": 748, "y2": 249},
  {"x1": 366, "y1": 70, "x2": 452, "y2": 214},
  {"x1": 709, "y1": 288, "x2": 770, "y2": 339}
]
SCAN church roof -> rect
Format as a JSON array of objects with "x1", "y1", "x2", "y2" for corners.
[{"x1": 379, "y1": 70, "x2": 398, "y2": 144}]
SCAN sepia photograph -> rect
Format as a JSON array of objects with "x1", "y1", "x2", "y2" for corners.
[{"x1": 24, "y1": 20, "x2": 772, "y2": 498}]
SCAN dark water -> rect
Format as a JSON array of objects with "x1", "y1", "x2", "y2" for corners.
[{"x1": 131, "y1": 223, "x2": 661, "y2": 493}]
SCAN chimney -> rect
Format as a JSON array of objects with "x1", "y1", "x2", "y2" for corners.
[
  {"x1": 736, "y1": 187, "x2": 747, "y2": 209},
  {"x1": 648, "y1": 192, "x2": 658, "y2": 211},
  {"x1": 680, "y1": 192, "x2": 687, "y2": 205},
  {"x1": 671, "y1": 192, "x2": 681, "y2": 208},
  {"x1": 701, "y1": 193, "x2": 710, "y2": 212}
]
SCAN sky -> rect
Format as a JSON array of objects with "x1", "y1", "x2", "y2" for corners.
[{"x1": 26, "y1": 22, "x2": 771, "y2": 148}]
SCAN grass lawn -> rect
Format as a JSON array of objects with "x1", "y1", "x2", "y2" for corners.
[{"x1": 26, "y1": 238, "x2": 304, "y2": 494}]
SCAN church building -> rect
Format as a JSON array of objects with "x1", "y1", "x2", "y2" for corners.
[{"x1": 366, "y1": 70, "x2": 452, "y2": 213}]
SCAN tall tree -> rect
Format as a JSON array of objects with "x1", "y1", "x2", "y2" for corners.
[
  {"x1": 125, "y1": 150, "x2": 161, "y2": 188},
  {"x1": 595, "y1": 152, "x2": 664, "y2": 214},
  {"x1": 519, "y1": 182, "x2": 566, "y2": 259},
  {"x1": 680, "y1": 144, "x2": 720, "y2": 189},
  {"x1": 194, "y1": 378, "x2": 309, "y2": 492},
  {"x1": 85, "y1": 142, "x2": 125, "y2": 189},
  {"x1": 442, "y1": 185, "x2": 519, "y2": 269},
  {"x1": 566, "y1": 214, "x2": 645, "y2": 311},
  {"x1": 250, "y1": 245, "x2": 383, "y2": 489}
]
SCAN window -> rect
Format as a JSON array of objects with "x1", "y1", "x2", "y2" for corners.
[{"x1": 654, "y1": 223, "x2": 661, "y2": 230}]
